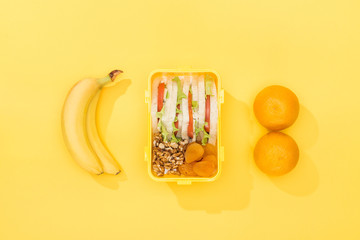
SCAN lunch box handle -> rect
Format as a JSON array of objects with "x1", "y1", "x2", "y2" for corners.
[
  {"x1": 177, "y1": 179, "x2": 192, "y2": 185},
  {"x1": 220, "y1": 89, "x2": 224, "y2": 104},
  {"x1": 145, "y1": 90, "x2": 150, "y2": 103},
  {"x1": 144, "y1": 146, "x2": 149, "y2": 162}
]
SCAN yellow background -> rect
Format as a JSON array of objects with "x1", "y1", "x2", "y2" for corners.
[{"x1": 1, "y1": 0, "x2": 359, "y2": 239}]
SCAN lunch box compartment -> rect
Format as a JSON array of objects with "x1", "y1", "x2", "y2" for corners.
[{"x1": 145, "y1": 68, "x2": 224, "y2": 185}]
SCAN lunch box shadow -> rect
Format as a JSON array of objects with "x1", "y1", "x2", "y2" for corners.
[{"x1": 168, "y1": 91, "x2": 254, "y2": 213}]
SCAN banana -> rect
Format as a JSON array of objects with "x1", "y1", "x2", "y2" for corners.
[
  {"x1": 62, "y1": 70, "x2": 122, "y2": 175},
  {"x1": 86, "y1": 91, "x2": 121, "y2": 175}
]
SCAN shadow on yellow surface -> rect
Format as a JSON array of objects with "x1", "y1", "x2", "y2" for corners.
[
  {"x1": 285, "y1": 105, "x2": 319, "y2": 149},
  {"x1": 270, "y1": 105, "x2": 319, "y2": 196},
  {"x1": 90, "y1": 79, "x2": 132, "y2": 189},
  {"x1": 91, "y1": 173, "x2": 127, "y2": 190},
  {"x1": 97, "y1": 79, "x2": 132, "y2": 136},
  {"x1": 168, "y1": 91, "x2": 253, "y2": 213},
  {"x1": 269, "y1": 152, "x2": 319, "y2": 196}
]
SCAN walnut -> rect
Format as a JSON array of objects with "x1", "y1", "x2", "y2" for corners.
[
  {"x1": 170, "y1": 142, "x2": 178, "y2": 148},
  {"x1": 152, "y1": 133, "x2": 188, "y2": 176}
]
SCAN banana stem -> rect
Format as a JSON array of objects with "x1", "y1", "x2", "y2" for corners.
[
  {"x1": 97, "y1": 70, "x2": 123, "y2": 86},
  {"x1": 109, "y1": 70, "x2": 123, "y2": 81}
]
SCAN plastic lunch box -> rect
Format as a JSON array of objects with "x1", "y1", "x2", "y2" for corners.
[{"x1": 145, "y1": 68, "x2": 224, "y2": 185}]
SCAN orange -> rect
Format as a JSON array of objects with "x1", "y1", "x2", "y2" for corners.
[
  {"x1": 254, "y1": 132, "x2": 299, "y2": 176},
  {"x1": 254, "y1": 85, "x2": 299, "y2": 131}
]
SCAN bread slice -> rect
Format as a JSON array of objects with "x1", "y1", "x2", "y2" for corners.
[
  {"x1": 197, "y1": 75, "x2": 206, "y2": 141},
  {"x1": 176, "y1": 76, "x2": 184, "y2": 138},
  {"x1": 181, "y1": 77, "x2": 190, "y2": 140},
  {"x1": 162, "y1": 79, "x2": 177, "y2": 141},
  {"x1": 209, "y1": 80, "x2": 218, "y2": 145},
  {"x1": 190, "y1": 74, "x2": 199, "y2": 142},
  {"x1": 151, "y1": 75, "x2": 166, "y2": 133}
]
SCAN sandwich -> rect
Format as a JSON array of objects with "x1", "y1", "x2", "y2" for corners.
[{"x1": 151, "y1": 73, "x2": 218, "y2": 145}]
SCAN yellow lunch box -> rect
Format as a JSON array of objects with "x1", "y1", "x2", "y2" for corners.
[{"x1": 145, "y1": 68, "x2": 224, "y2": 185}]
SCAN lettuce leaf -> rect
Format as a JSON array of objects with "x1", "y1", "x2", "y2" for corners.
[
  {"x1": 205, "y1": 74, "x2": 214, "y2": 96},
  {"x1": 173, "y1": 76, "x2": 187, "y2": 104},
  {"x1": 192, "y1": 101, "x2": 198, "y2": 109},
  {"x1": 195, "y1": 122, "x2": 210, "y2": 145},
  {"x1": 156, "y1": 106, "x2": 165, "y2": 119},
  {"x1": 157, "y1": 120, "x2": 169, "y2": 142},
  {"x1": 176, "y1": 108, "x2": 182, "y2": 114},
  {"x1": 171, "y1": 134, "x2": 180, "y2": 143},
  {"x1": 193, "y1": 120, "x2": 198, "y2": 138},
  {"x1": 172, "y1": 121, "x2": 179, "y2": 133},
  {"x1": 202, "y1": 132, "x2": 210, "y2": 145}
]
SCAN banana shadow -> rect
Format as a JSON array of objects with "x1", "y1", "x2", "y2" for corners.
[
  {"x1": 168, "y1": 91, "x2": 253, "y2": 213},
  {"x1": 91, "y1": 79, "x2": 131, "y2": 189}
]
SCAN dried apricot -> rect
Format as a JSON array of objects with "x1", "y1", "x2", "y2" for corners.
[
  {"x1": 203, "y1": 144, "x2": 217, "y2": 157},
  {"x1": 185, "y1": 142, "x2": 204, "y2": 163},
  {"x1": 179, "y1": 163, "x2": 197, "y2": 176},
  {"x1": 193, "y1": 160, "x2": 216, "y2": 177},
  {"x1": 202, "y1": 155, "x2": 217, "y2": 166}
]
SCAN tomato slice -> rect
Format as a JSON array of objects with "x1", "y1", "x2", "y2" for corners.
[
  {"x1": 157, "y1": 83, "x2": 165, "y2": 112},
  {"x1": 174, "y1": 104, "x2": 180, "y2": 135},
  {"x1": 188, "y1": 91, "x2": 193, "y2": 138},
  {"x1": 205, "y1": 95, "x2": 210, "y2": 133}
]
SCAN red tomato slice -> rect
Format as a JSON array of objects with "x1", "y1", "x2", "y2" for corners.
[
  {"x1": 188, "y1": 91, "x2": 194, "y2": 138},
  {"x1": 174, "y1": 104, "x2": 180, "y2": 135},
  {"x1": 205, "y1": 95, "x2": 210, "y2": 133},
  {"x1": 157, "y1": 83, "x2": 165, "y2": 112}
]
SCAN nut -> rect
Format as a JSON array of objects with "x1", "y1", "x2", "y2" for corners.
[
  {"x1": 170, "y1": 142, "x2": 178, "y2": 148},
  {"x1": 152, "y1": 133, "x2": 188, "y2": 176}
]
